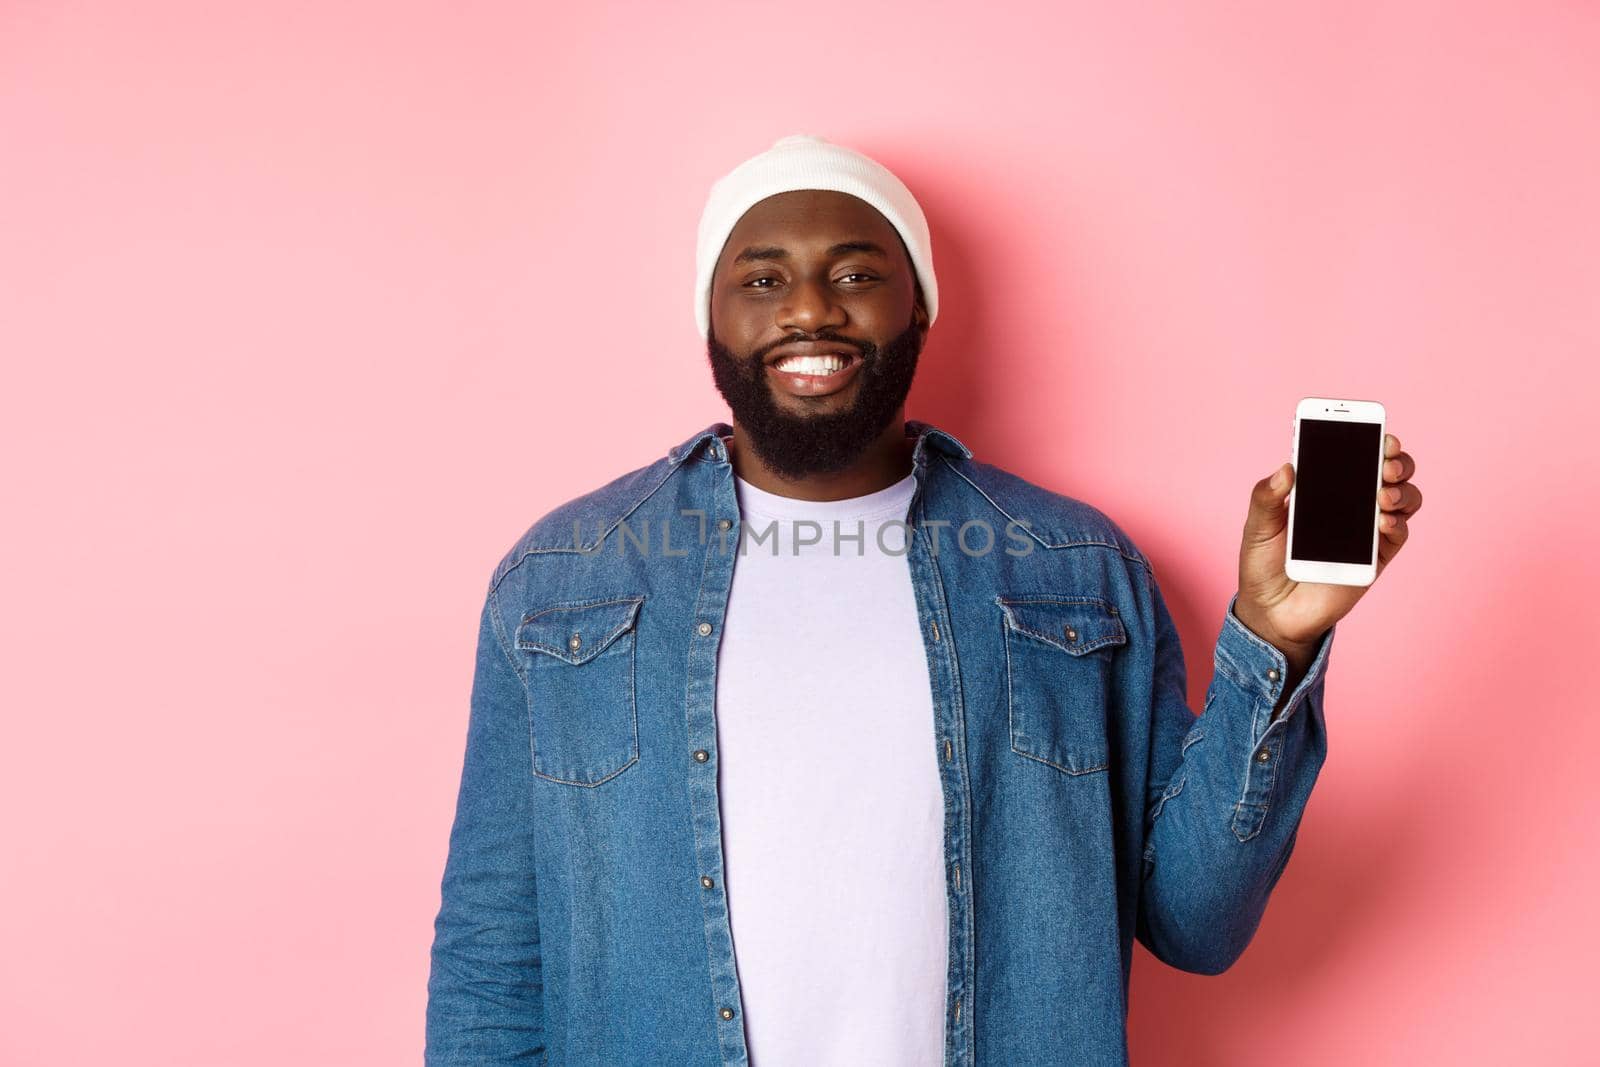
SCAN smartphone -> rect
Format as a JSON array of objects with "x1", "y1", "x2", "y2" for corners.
[{"x1": 1285, "y1": 397, "x2": 1388, "y2": 587}]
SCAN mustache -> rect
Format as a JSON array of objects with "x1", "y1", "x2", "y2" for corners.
[{"x1": 754, "y1": 334, "x2": 872, "y2": 363}]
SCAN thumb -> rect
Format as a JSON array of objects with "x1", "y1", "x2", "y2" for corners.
[{"x1": 1243, "y1": 462, "x2": 1293, "y2": 545}]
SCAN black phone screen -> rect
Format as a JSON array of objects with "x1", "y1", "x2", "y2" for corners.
[{"x1": 1290, "y1": 418, "x2": 1383, "y2": 564}]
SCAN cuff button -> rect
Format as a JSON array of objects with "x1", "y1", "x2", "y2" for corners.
[{"x1": 1266, "y1": 668, "x2": 1280, "y2": 681}]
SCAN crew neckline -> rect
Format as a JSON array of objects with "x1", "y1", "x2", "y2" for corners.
[{"x1": 732, "y1": 464, "x2": 917, "y2": 522}]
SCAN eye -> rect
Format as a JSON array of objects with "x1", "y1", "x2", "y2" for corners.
[{"x1": 742, "y1": 272, "x2": 877, "y2": 291}]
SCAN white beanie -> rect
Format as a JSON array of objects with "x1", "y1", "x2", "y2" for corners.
[{"x1": 694, "y1": 133, "x2": 939, "y2": 340}]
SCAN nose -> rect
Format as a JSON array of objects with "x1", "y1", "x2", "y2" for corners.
[{"x1": 777, "y1": 274, "x2": 846, "y2": 333}]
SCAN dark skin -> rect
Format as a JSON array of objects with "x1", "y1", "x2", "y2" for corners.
[
  {"x1": 708, "y1": 189, "x2": 929, "y2": 500},
  {"x1": 707, "y1": 192, "x2": 1424, "y2": 692}
]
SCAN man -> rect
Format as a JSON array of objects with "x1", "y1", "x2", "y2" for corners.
[{"x1": 425, "y1": 134, "x2": 1423, "y2": 1066}]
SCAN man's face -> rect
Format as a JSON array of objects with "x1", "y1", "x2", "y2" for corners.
[{"x1": 706, "y1": 189, "x2": 929, "y2": 480}]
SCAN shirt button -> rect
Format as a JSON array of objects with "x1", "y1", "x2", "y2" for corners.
[
  {"x1": 1266, "y1": 668, "x2": 1280, "y2": 681},
  {"x1": 718, "y1": 518, "x2": 733, "y2": 531},
  {"x1": 693, "y1": 749, "x2": 710, "y2": 763},
  {"x1": 1256, "y1": 749, "x2": 1271, "y2": 763},
  {"x1": 701, "y1": 875, "x2": 715, "y2": 889},
  {"x1": 568, "y1": 633, "x2": 582, "y2": 651},
  {"x1": 719, "y1": 1007, "x2": 735, "y2": 1020},
  {"x1": 697, "y1": 621, "x2": 713, "y2": 636},
  {"x1": 1064, "y1": 626, "x2": 1078, "y2": 642}
]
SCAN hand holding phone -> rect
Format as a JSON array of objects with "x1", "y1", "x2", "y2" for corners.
[
  {"x1": 1234, "y1": 397, "x2": 1419, "y2": 661},
  {"x1": 1284, "y1": 398, "x2": 1388, "y2": 587}
]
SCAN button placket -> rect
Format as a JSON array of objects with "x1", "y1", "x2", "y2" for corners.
[
  {"x1": 683, "y1": 459, "x2": 750, "y2": 1064},
  {"x1": 905, "y1": 464, "x2": 975, "y2": 1067}
]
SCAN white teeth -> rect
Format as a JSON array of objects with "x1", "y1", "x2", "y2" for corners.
[{"x1": 774, "y1": 354, "x2": 848, "y2": 375}]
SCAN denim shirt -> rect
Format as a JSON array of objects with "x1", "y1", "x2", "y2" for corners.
[{"x1": 426, "y1": 419, "x2": 1336, "y2": 1067}]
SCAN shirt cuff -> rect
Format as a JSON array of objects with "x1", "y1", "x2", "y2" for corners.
[{"x1": 1216, "y1": 591, "x2": 1336, "y2": 731}]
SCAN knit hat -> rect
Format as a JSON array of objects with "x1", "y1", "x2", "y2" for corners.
[{"x1": 693, "y1": 133, "x2": 939, "y2": 339}]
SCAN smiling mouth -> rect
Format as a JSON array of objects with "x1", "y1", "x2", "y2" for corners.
[
  {"x1": 770, "y1": 352, "x2": 856, "y2": 375},
  {"x1": 764, "y1": 351, "x2": 864, "y2": 398}
]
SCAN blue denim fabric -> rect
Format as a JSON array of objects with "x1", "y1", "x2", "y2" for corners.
[{"x1": 426, "y1": 419, "x2": 1335, "y2": 1066}]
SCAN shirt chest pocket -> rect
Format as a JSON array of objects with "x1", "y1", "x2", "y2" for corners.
[
  {"x1": 514, "y1": 595, "x2": 645, "y2": 787},
  {"x1": 996, "y1": 595, "x2": 1126, "y2": 776}
]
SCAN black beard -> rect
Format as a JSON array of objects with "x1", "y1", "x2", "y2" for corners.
[{"x1": 706, "y1": 315, "x2": 923, "y2": 480}]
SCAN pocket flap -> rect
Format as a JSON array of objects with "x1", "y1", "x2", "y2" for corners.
[
  {"x1": 516, "y1": 595, "x2": 644, "y2": 665},
  {"x1": 996, "y1": 595, "x2": 1126, "y2": 655}
]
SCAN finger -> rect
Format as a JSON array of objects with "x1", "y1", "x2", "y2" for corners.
[
  {"x1": 1377, "y1": 481, "x2": 1423, "y2": 515},
  {"x1": 1369, "y1": 518, "x2": 1408, "y2": 575},
  {"x1": 1242, "y1": 463, "x2": 1293, "y2": 545},
  {"x1": 1382, "y1": 451, "x2": 1415, "y2": 483},
  {"x1": 1378, "y1": 511, "x2": 1408, "y2": 546},
  {"x1": 1385, "y1": 433, "x2": 1402, "y2": 457}
]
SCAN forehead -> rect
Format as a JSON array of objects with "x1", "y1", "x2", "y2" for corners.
[{"x1": 716, "y1": 189, "x2": 902, "y2": 268}]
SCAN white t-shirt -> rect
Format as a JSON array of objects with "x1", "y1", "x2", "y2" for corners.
[{"x1": 714, "y1": 458, "x2": 948, "y2": 1066}]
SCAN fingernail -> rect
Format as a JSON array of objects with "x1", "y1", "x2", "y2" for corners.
[{"x1": 1270, "y1": 468, "x2": 1287, "y2": 490}]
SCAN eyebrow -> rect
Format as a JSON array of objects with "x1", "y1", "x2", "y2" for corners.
[{"x1": 730, "y1": 240, "x2": 891, "y2": 266}]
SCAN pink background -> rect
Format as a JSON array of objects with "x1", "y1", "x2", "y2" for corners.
[{"x1": 4, "y1": 2, "x2": 1597, "y2": 1063}]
